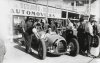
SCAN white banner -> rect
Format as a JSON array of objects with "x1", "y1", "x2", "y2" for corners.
[{"x1": 10, "y1": 1, "x2": 61, "y2": 18}]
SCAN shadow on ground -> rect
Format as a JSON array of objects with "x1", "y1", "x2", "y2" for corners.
[
  {"x1": 14, "y1": 44, "x2": 40, "y2": 59},
  {"x1": 14, "y1": 44, "x2": 62, "y2": 60},
  {"x1": 47, "y1": 52, "x2": 60, "y2": 57}
]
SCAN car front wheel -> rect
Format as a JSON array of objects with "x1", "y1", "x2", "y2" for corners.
[
  {"x1": 38, "y1": 39, "x2": 46, "y2": 60},
  {"x1": 68, "y1": 38, "x2": 79, "y2": 56}
]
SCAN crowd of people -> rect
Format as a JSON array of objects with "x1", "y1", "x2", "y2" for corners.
[{"x1": 77, "y1": 16, "x2": 100, "y2": 57}]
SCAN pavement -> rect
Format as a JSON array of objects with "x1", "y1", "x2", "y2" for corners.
[
  {"x1": 89, "y1": 58, "x2": 100, "y2": 63},
  {"x1": 3, "y1": 39, "x2": 100, "y2": 63}
]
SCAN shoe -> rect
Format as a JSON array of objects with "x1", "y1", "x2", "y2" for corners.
[
  {"x1": 25, "y1": 46, "x2": 32, "y2": 54},
  {"x1": 93, "y1": 55, "x2": 100, "y2": 58},
  {"x1": 80, "y1": 50, "x2": 86, "y2": 56},
  {"x1": 28, "y1": 47, "x2": 32, "y2": 54},
  {"x1": 87, "y1": 54, "x2": 94, "y2": 58}
]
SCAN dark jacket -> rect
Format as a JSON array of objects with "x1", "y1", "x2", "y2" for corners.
[
  {"x1": 25, "y1": 21, "x2": 33, "y2": 35},
  {"x1": 77, "y1": 23, "x2": 86, "y2": 34},
  {"x1": 93, "y1": 24, "x2": 99, "y2": 35}
]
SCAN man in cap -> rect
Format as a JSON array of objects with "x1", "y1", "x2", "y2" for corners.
[
  {"x1": 24, "y1": 17, "x2": 34, "y2": 53},
  {"x1": 77, "y1": 16, "x2": 86, "y2": 55}
]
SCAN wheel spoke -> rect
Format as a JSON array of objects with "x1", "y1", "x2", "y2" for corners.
[{"x1": 69, "y1": 42, "x2": 74, "y2": 51}]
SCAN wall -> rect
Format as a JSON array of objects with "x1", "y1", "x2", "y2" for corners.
[
  {"x1": 0, "y1": 0, "x2": 15, "y2": 43},
  {"x1": 0, "y1": 0, "x2": 98, "y2": 41}
]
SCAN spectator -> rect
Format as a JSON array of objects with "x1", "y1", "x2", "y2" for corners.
[
  {"x1": 44, "y1": 20, "x2": 50, "y2": 33},
  {"x1": 67, "y1": 19, "x2": 74, "y2": 30},
  {"x1": 92, "y1": 20, "x2": 99, "y2": 35},
  {"x1": 85, "y1": 19, "x2": 93, "y2": 57},
  {"x1": 50, "y1": 20, "x2": 56, "y2": 32},
  {"x1": 20, "y1": 18, "x2": 26, "y2": 46},
  {"x1": 41, "y1": 19, "x2": 45, "y2": 30}
]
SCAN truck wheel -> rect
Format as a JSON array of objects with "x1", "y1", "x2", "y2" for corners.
[
  {"x1": 92, "y1": 35, "x2": 99, "y2": 47},
  {"x1": 38, "y1": 39, "x2": 46, "y2": 60},
  {"x1": 68, "y1": 38, "x2": 79, "y2": 56}
]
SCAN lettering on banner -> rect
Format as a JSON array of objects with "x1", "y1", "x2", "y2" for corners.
[
  {"x1": 48, "y1": 14, "x2": 55, "y2": 18},
  {"x1": 11, "y1": 1, "x2": 61, "y2": 18},
  {"x1": 11, "y1": 9, "x2": 59, "y2": 18},
  {"x1": 11, "y1": 9, "x2": 47, "y2": 17},
  {"x1": 16, "y1": 9, "x2": 20, "y2": 14},
  {"x1": 31, "y1": 11, "x2": 35, "y2": 16},
  {"x1": 22, "y1": 10, "x2": 25, "y2": 14},
  {"x1": 26, "y1": 11, "x2": 31, "y2": 15}
]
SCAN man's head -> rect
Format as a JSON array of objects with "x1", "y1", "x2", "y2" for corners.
[
  {"x1": 79, "y1": 16, "x2": 84, "y2": 23},
  {"x1": 35, "y1": 23, "x2": 42, "y2": 31},
  {"x1": 25, "y1": 16, "x2": 29, "y2": 23},
  {"x1": 51, "y1": 20, "x2": 54, "y2": 24}
]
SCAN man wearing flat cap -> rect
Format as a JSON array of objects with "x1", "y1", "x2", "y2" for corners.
[{"x1": 77, "y1": 16, "x2": 93, "y2": 56}]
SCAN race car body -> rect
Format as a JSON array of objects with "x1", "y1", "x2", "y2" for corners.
[
  {"x1": 23, "y1": 23, "x2": 79, "y2": 60},
  {"x1": 30, "y1": 26, "x2": 67, "y2": 59},
  {"x1": 32, "y1": 30, "x2": 67, "y2": 54},
  {"x1": 44, "y1": 32, "x2": 67, "y2": 54}
]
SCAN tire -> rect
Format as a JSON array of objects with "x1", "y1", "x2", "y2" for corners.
[
  {"x1": 92, "y1": 35, "x2": 99, "y2": 47},
  {"x1": 38, "y1": 39, "x2": 46, "y2": 60},
  {"x1": 68, "y1": 38, "x2": 79, "y2": 56}
]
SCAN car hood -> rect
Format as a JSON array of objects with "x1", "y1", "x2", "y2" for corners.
[{"x1": 46, "y1": 33, "x2": 66, "y2": 44}]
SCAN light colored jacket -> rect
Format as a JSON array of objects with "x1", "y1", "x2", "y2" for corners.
[{"x1": 85, "y1": 22, "x2": 93, "y2": 36}]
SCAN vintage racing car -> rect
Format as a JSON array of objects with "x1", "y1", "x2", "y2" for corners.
[{"x1": 22, "y1": 24, "x2": 79, "y2": 60}]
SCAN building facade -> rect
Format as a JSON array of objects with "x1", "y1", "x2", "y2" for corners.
[{"x1": 0, "y1": 0, "x2": 99, "y2": 41}]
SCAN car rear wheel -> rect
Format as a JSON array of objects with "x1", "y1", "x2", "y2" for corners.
[
  {"x1": 68, "y1": 38, "x2": 79, "y2": 56},
  {"x1": 38, "y1": 39, "x2": 46, "y2": 60},
  {"x1": 92, "y1": 35, "x2": 99, "y2": 47}
]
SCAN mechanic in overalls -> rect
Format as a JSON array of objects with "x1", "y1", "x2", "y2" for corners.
[
  {"x1": 24, "y1": 17, "x2": 33, "y2": 53},
  {"x1": 77, "y1": 16, "x2": 86, "y2": 55}
]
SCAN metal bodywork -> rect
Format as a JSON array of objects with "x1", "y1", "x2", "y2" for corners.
[
  {"x1": 45, "y1": 33, "x2": 67, "y2": 54},
  {"x1": 31, "y1": 31, "x2": 67, "y2": 55},
  {"x1": 62, "y1": 29, "x2": 77, "y2": 43}
]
